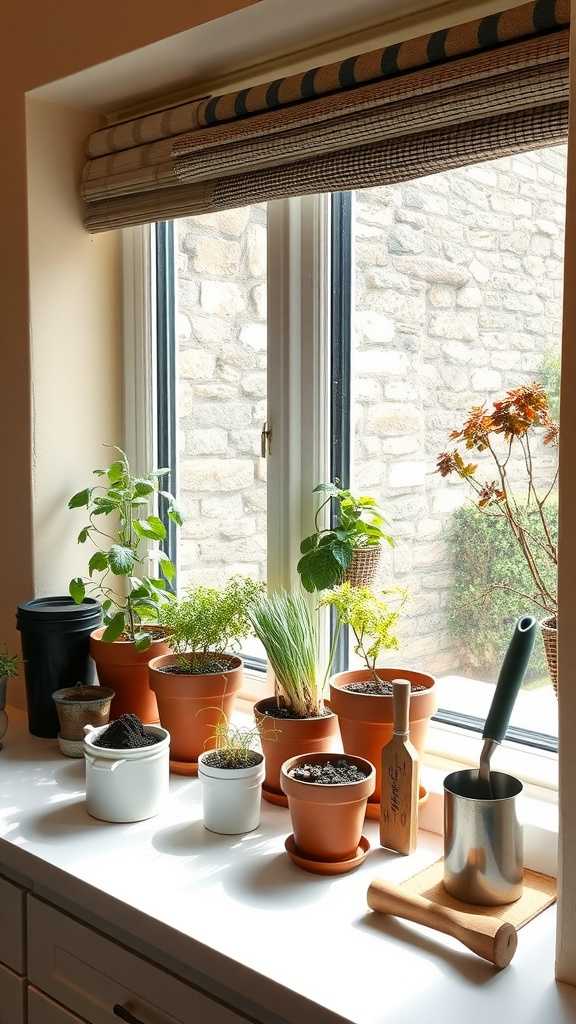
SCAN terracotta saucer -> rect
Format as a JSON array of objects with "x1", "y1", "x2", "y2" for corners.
[
  {"x1": 285, "y1": 834, "x2": 370, "y2": 875},
  {"x1": 262, "y1": 786, "x2": 288, "y2": 808},
  {"x1": 365, "y1": 783, "x2": 428, "y2": 820},
  {"x1": 170, "y1": 759, "x2": 198, "y2": 776}
]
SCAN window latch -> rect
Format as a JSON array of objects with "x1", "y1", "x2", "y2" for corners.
[{"x1": 261, "y1": 421, "x2": 272, "y2": 458}]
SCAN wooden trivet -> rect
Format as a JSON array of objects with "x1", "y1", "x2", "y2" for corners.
[{"x1": 401, "y1": 858, "x2": 556, "y2": 929}]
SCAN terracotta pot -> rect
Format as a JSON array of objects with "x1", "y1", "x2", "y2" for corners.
[
  {"x1": 52, "y1": 684, "x2": 115, "y2": 757},
  {"x1": 281, "y1": 752, "x2": 375, "y2": 861},
  {"x1": 541, "y1": 615, "x2": 558, "y2": 697},
  {"x1": 329, "y1": 668, "x2": 437, "y2": 804},
  {"x1": 254, "y1": 697, "x2": 338, "y2": 795},
  {"x1": 149, "y1": 654, "x2": 244, "y2": 764},
  {"x1": 90, "y1": 627, "x2": 170, "y2": 723}
]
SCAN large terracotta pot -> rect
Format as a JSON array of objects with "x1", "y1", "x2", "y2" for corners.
[
  {"x1": 329, "y1": 668, "x2": 437, "y2": 805},
  {"x1": 90, "y1": 627, "x2": 170, "y2": 722},
  {"x1": 149, "y1": 654, "x2": 244, "y2": 767},
  {"x1": 281, "y1": 752, "x2": 375, "y2": 861},
  {"x1": 254, "y1": 697, "x2": 338, "y2": 797}
]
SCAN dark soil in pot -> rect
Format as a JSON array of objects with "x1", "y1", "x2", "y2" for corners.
[
  {"x1": 259, "y1": 700, "x2": 332, "y2": 720},
  {"x1": 202, "y1": 750, "x2": 263, "y2": 769},
  {"x1": 344, "y1": 680, "x2": 428, "y2": 696},
  {"x1": 95, "y1": 714, "x2": 161, "y2": 749},
  {"x1": 157, "y1": 657, "x2": 231, "y2": 675},
  {"x1": 289, "y1": 758, "x2": 370, "y2": 785}
]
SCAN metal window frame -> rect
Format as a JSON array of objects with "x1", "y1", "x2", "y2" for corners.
[
  {"x1": 329, "y1": 191, "x2": 558, "y2": 755},
  {"x1": 155, "y1": 221, "x2": 178, "y2": 578}
]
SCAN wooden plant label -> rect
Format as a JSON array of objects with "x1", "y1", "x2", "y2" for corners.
[{"x1": 380, "y1": 679, "x2": 420, "y2": 855}]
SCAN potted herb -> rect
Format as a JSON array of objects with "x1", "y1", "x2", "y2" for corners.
[
  {"x1": 68, "y1": 446, "x2": 182, "y2": 722},
  {"x1": 198, "y1": 718, "x2": 265, "y2": 835},
  {"x1": 149, "y1": 576, "x2": 264, "y2": 774},
  {"x1": 281, "y1": 752, "x2": 375, "y2": 870},
  {"x1": 322, "y1": 584, "x2": 436, "y2": 813},
  {"x1": 436, "y1": 383, "x2": 559, "y2": 693},
  {"x1": 248, "y1": 591, "x2": 338, "y2": 803},
  {"x1": 297, "y1": 482, "x2": 393, "y2": 593},
  {"x1": 0, "y1": 648, "x2": 18, "y2": 750}
]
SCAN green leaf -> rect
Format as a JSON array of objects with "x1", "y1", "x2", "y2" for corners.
[
  {"x1": 102, "y1": 599, "x2": 113, "y2": 613},
  {"x1": 332, "y1": 542, "x2": 353, "y2": 569},
  {"x1": 132, "y1": 599, "x2": 160, "y2": 620},
  {"x1": 92, "y1": 498, "x2": 116, "y2": 516},
  {"x1": 133, "y1": 632, "x2": 152, "y2": 652},
  {"x1": 159, "y1": 556, "x2": 175, "y2": 583},
  {"x1": 129, "y1": 584, "x2": 150, "y2": 601},
  {"x1": 313, "y1": 483, "x2": 339, "y2": 495},
  {"x1": 300, "y1": 535, "x2": 318, "y2": 554},
  {"x1": 92, "y1": 469, "x2": 106, "y2": 476},
  {"x1": 134, "y1": 479, "x2": 154, "y2": 497},
  {"x1": 88, "y1": 551, "x2": 109, "y2": 576},
  {"x1": 107, "y1": 461, "x2": 126, "y2": 484},
  {"x1": 148, "y1": 577, "x2": 167, "y2": 591},
  {"x1": 108, "y1": 545, "x2": 135, "y2": 576},
  {"x1": 102, "y1": 611, "x2": 126, "y2": 643},
  {"x1": 77, "y1": 527, "x2": 90, "y2": 544},
  {"x1": 168, "y1": 507, "x2": 183, "y2": 527},
  {"x1": 69, "y1": 578, "x2": 86, "y2": 604},
  {"x1": 152, "y1": 467, "x2": 171, "y2": 477},
  {"x1": 133, "y1": 516, "x2": 167, "y2": 541},
  {"x1": 68, "y1": 489, "x2": 91, "y2": 510}
]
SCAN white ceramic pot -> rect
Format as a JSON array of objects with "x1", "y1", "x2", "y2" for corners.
[
  {"x1": 198, "y1": 750, "x2": 265, "y2": 835},
  {"x1": 83, "y1": 724, "x2": 170, "y2": 823}
]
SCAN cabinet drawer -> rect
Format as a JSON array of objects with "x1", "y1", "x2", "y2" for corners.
[
  {"x1": 29, "y1": 988, "x2": 85, "y2": 1024},
  {"x1": 29, "y1": 898, "x2": 249, "y2": 1024},
  {"x1": 0, "y1": 961, "x2": 25, "y2": 1024},
  {"x1": 0, "y1": 874, "x2": 25, "y2": 972}
]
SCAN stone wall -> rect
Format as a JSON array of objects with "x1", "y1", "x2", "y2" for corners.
[{"x1": 175, "y1": 146, "x2": 565, "y2": 676}]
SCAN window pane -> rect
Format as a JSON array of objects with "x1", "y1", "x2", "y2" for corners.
[
  {"x1": 174, "y1": 206, "x2": 267, "y2": 658},
  {"x1": 349, "y1": 147, "x2": 565, "y2": 739}
]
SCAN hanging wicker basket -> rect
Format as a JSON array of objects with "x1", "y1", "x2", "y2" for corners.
[
  {"x1": 342, "y1": 546, "x2": 381, "y2": 589},
  {"x1": 540, "y1": 614, "x2": 558, "y2": 697}
]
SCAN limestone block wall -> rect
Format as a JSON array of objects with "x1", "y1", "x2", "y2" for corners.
[{"x1": 175, "y1": 146, "x2": 566, "y2": 676}]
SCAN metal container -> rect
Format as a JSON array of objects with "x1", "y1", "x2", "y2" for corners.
[{"x1": 444, "y1": 769, "x2": 523, "y2": 906}]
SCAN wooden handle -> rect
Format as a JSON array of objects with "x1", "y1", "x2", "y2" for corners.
[
  {"x1": 367, "y1": 879, "x2": 517, "y2": 968},
  {"x1": 392, "y1": 679, "x2": 411, "y2": 735}
]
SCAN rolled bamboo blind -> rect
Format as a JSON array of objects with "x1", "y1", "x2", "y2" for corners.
[{"x1": 82, "y1": 0, "x2": 570, "y2": 232}]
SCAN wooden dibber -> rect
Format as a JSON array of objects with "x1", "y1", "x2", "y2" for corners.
[
  {"x1": 380, "y1": 679, "x2": 419, "y2": 854},
  {"x1": 367, "y1": 880, "x2": 518, "y2": 968}
]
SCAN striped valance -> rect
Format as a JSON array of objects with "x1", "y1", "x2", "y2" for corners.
[{"x1": 82, "y1": 0, "x2": 570, "y2": 232}]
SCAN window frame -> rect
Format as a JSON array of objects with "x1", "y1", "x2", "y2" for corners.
[{"x1": 122, "y1": 188, "x2": 558, "y2": 782}]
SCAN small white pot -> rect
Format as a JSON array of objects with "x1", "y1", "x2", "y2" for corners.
[
  {"x1": 83, "y1": 724, "x2": 170, "y2": 823},
  {"x1": 198, "y1": 750, "x2": 265, "y2": 835}
]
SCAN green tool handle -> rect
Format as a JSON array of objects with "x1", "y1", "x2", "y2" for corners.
[{"x1": 484, "y1": 615, "x2": 537, "y2": 744}]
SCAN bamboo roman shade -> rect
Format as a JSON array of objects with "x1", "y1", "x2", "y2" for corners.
[{"x1": 82, "y1": 0, "x2": 570, "y2": 232}]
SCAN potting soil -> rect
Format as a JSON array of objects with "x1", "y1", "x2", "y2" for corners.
[{"x1": 94, "y1": 713, "x2": 160, "y2": 749}]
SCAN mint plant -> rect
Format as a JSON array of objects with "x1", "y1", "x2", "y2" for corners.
[{"x1": 68, "y1": 446, "x2": 182, "y2": 650}]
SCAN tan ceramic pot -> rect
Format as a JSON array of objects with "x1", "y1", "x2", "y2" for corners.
[
  {"x1": 281, "y1": 752, "x2": 375, "y2": 861},
  {"x1": 329, "y1": 668, "x2": 437, "y2": 805},
  {"x1": 90, "y1": 627, "x2": 170, "y2": 722},
  {"x1": 53, "y1": 685, "x2": 115, "y2": 740},
  {"x1": 149, "y1": 654, "x2": 244, "y2": 765},
  {"x1": 254, "y1": 697, "x2": 338, "y2": 795}
]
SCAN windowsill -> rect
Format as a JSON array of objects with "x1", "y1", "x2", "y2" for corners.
[{"x1": 0, "y1": 706, "x2": 568, "y2": 1024}]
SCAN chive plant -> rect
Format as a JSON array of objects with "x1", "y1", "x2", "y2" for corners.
[{"x1": 248, "y1": 591, "x2": 323, "y2": 717}]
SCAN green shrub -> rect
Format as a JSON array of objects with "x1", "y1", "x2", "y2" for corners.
[{"x1": 446, "y1": 503, "x2": 557, "y2": 683}]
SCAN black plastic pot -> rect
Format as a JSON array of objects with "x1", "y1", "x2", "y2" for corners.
[{"x1": 16, "y1": 597, "x2": 102, "y2": 738}]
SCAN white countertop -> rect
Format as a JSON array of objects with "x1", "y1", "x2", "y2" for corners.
[{"x1": 0, "y1": 708, "x2": 574, "y2": 1024}]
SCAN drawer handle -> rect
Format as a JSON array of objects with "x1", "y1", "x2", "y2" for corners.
[{"x1": 113, "y1": 1005, "x2": 146, "y2": 1024}]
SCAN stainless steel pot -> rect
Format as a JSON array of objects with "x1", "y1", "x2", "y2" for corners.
[{"x1": 444, "y1": 769, "x2": 523, "y2": 905}]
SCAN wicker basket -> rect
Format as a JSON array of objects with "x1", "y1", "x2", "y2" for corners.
[
  {"x1": 342, "y1": 546, "x2": 381, "y2": 589},
  {"x1": 541, "y1": 614, "x2": 558, "y2": 697}
]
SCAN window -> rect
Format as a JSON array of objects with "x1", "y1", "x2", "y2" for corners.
[{"x1": 140, "y1": 146, "x2": 563, "y2": 754}]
